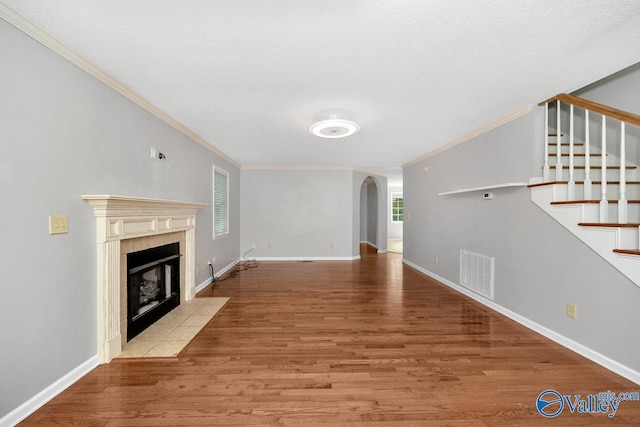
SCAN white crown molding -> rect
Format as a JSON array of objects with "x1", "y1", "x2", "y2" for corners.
[
  {"x1": 241, "y1": 166, "x2": 388, "y2": 179},
  {"x1": 403, "y1": 104, "x2": 533, "y2": 168},
  {"x1": 353, "y1": 167, "x2": 388, "y2": 178},
  {"x1": 0, "y1": 3, "x2": 240, "y2": 169},
  {"x1": 402, "y1": 259, "x2": 640, "y2": 386},
  {"x1": 242, "y1": 166, "x2": 354, "y2": 171}
]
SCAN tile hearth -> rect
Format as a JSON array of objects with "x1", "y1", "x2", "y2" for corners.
[{"x1": 117, "y1": 297, "x2": 228, "y2": 358}]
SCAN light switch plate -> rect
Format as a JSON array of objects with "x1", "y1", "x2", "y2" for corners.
[
  {"x1": 566, "y1": 303, "x2": 577, "y2": 319},
  {"x1": 49, "y1": 215, "x2": 69, "y2": 234}
]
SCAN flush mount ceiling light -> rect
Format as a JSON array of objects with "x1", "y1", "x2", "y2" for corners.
[{"x1": 309, "y1": 114, "x2": 359, "y2": 139}]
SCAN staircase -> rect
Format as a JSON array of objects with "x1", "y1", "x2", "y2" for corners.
[{"x1": 529, "y1": 94, "x2": 640, "y2": 287}]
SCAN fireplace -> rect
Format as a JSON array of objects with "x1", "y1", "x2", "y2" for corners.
[
  {"x1": 83, "y1": 195, "x2": 206, "y2": 363},
  {"x1": 127, "y1": 242, "x2": 181, "y2": 340}
]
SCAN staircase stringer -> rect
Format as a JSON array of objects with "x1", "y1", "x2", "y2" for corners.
[{"x1": 530, "y1": 183, "x2": 640, "y2": 288}]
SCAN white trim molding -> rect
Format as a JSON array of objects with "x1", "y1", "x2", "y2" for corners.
[
  {"x1": 403, "y1": 105, "x2": 533, "y2": 168},
  {"x1": 82, "y1": 195, "x2": 206, "y2": 363},
  {"x1": 0, "y1": 355, "x2": 99, "y2": 427},
  {"x1": 0, "y1": 3, "x2": 240, "y2": 168},
  {"x1": 402, "y1": 259, "x2": 640, "y2": 385},
  {"x1": 242, "y1": 166, "x2": 356, "y2": 171},
  {"x1": 241, "y1": 166, "x2": 389, "y2": 179}
]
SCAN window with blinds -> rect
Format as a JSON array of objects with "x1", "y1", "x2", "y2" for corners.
[{"x1": 213, "y1": 166, "x2": 229, "y2": 238}]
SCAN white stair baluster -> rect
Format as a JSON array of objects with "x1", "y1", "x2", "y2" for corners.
[
  {"x1": 618, "y1": 122, "x2": 627, "y2": 224},
  {"x1": 584, "y1": 109, "x2": 592, "y2": 199},
  {"x1": 556, "y1": 100, "x2": 563, "y2": 181},
  {"x1": 543, "y1": 103, "x2": 550, "y2": 181},
  {"x1": 568, "y1": 104, "x2": 575, "y2": 199},
  {"x1": 600, "y1": 115, "x2": 608, "y2": 223}
]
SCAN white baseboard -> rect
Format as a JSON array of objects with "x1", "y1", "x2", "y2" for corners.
[
  {"x1": 0, "y1": 355, "x2": 99, "y2": 427},
  {"x1": 195, "y1": 257, "x2": 241, "y2": 294},
  {"x1": 402, "y1": 258, "x2": 640, "y2": 386},
  {"x1": 254, "y1": 256, "x2": 361, "y2": 261}
]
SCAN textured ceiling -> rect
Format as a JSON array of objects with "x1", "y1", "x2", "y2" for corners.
[{"x1": 3, "y1": 1, "x2": 640, "y2": 173}]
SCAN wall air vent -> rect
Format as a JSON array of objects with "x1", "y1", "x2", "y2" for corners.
[{"x1": 460, "y1": 250, "x2": 495, "y2": 300}]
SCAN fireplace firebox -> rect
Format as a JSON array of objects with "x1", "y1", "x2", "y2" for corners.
[{"x1": 127, "y1": 242, "x2": 181, "y2": 340}]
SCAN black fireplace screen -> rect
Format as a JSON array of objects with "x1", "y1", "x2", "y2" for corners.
[{"x1": 127, "y1": 242, "x2": 181, "y2": 341}]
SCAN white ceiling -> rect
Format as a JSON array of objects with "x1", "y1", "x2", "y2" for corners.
[{"x1": 3, "y1": 1, "x2": 640, "y2": 176}]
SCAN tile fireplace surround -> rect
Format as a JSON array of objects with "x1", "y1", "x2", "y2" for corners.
[{"x1": 83, "y1": 195, "x2": 206, "y2": 363}]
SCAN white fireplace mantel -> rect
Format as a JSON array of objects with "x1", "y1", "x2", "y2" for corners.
[{"x1": 83, "y1": 195, "x2": 206, "y2": 363}]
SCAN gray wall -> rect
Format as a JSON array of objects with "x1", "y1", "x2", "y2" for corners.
[
  {"x1": 366, "y1": 181, "x2": 378, "y2": 246},
  {"x1": 403, "y1": 110, "x2": 640, "y2": 373},
  {"x1": 0, "y1": 19, "x2": 240, "y2": 418},
  {"x1": 574, "y1": 62, "x2": 640, "y2": 166},
  {"x1": 574, "y1": 62, "x2": 640, "y2": 114},
  {"x1": 238, "y1": 169, "x2": 387, "y2": 260},
  {"x1": 547, "y1": 63, "x2": 640, "y2": 170},
  {"x1": 240, "y1": 169, "x2": 355, "y2": 258},
  {"x1": 359, "y1": 183, "x2": 368, "y2": 242}
]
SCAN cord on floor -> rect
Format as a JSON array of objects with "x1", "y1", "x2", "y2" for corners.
[{"x1": 208, "y1": 258, "x2": 259, "y2": 295}]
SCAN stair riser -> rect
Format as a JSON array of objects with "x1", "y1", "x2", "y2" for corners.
[
  {"x1": 554, "y1": 184, "x2": 640, "y2": 200},
  {"x1": 552, "y1": 169, "x2": 639, "y2": 182},
  {"x1": 547, "y1": 152, "x2": 634, "y2": 169},
  {"x1": 619, "y1": 228, "x2": 639, "y2": 249},
  {"x1": 548, "y1": 157, "x2": 606, "y2": 167},
  {"x1": 548, "y1": 137, "x2": 586, "y2": 146},
  {"x1": 581, "y1": 203, "x2": 640, "y2": 223},
  {"x1": 579, "y1": 225, "x2": 639, "y2": 249},
  {"x1": 590, "y1": 184, "x2": 640, "y2": 199}
]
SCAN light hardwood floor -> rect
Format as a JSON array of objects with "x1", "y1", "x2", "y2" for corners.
[{"x1": 21, "y1": 245, "x2": 640, "y2": 425}]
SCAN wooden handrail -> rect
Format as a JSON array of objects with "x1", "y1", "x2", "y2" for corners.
[{"x1": 538, "y1": 93, "x2": 640, "y2": 127}]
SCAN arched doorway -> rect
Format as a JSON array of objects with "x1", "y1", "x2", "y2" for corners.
[{"x1": 360, "y1": 177, "x2": 379, "y2": 254}]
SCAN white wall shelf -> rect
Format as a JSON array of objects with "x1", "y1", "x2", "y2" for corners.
[{"x1": 438, "y1": 182, "x2": 528, "y2": 196}]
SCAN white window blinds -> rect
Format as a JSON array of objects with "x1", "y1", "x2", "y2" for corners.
[{"x1": 213, "y1": 167, "x2": 229, "y2": 238}]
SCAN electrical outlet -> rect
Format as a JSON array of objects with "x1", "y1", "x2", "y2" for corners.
[
  {"x1": 252, "y1": 243, "x2": 256, "y2": 249},
  {"x1": 150, "y1": 146, "x2": 157, "y2": 159},
  {"x1": 434, "y1": 256, "x2": 438, "y2": 264},
  {"x1": 566, "y1": 303, "x2": 577, "y2": 319},
  {"x1": 211, "y1": 257, "x2": 216, "y2": 265},
  {"x1": 196, "y1": 265, "x2": 201, "y2": 274},
  {"x1": 49, "y1": 215, "x2": 69, "y2": 234}
]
